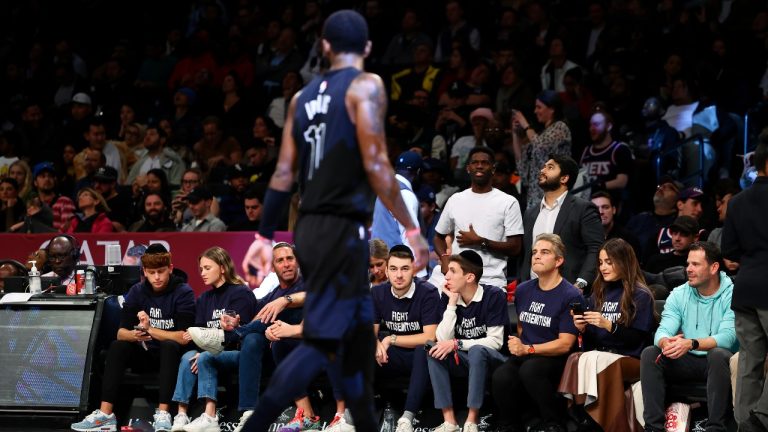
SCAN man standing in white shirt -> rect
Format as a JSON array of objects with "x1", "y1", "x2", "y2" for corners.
[{"x1": 434, "y1": 147, "x2": 523, "y2": 289}]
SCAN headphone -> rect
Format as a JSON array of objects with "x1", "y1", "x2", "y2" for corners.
[{"x1": 45, "y1": 234, "x2": 81, "y2": 262}]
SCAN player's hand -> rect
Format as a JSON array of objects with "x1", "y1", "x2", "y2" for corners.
[{"x1": 407, "y1": 231, "x2": 429, "y2": 272}]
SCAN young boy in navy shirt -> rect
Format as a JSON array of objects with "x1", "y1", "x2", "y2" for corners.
[
  {"x1": 427, "y1": 250, "x2": 509, "y2": 432},
  {"x1": 372, "y1": 245, "x2": 441, "y2": 432},
  {"x1": 492, "y1": 233, "x2": 582, "y2": 432},
  {"x1": 72, "y1": 244, "x2": 196, "y2": 432}
]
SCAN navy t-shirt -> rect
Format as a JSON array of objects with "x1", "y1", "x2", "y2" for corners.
[
  {"x1": 441, "y1": 284, "x2": 508, "y2": 340},
  {"x1": 373, "y1": 279, "x2": 441, "y2": 336},
  {"x1": 120, "y1": 276, "x2": 196, "y2": 349},
  {"x1": 256, "y1": 277, "x2": 306, "y2": 325},
  {"x1": 515, "y1": 278, "x2": 582, "y2": 345},
  {"x1": 585, "y1": 282, "x2": 655, "y2": 358},
  {"x1": 194, "y1": 282, "x2": 257, "y2": 328}
]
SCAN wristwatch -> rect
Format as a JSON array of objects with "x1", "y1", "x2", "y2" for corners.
[
  {"x1": 528, "y1": 344, "x2": 536, "y2": 354},
  {"x1": 284, "y1": 295, "x2": 293, "y2": 304},
  {"x1": 390, "y1": 334, "x2": 397, "y2": 346},
  {"x1": 691, "y1": 339, "x2": 699, "y2": 350},
  {"x1": 457, "y1": 339, "x2": 464, "y2": 350}
]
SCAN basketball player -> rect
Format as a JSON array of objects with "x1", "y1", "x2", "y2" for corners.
[{"x1": 241, "y1": 9, "x2": 429, "y2": 432}]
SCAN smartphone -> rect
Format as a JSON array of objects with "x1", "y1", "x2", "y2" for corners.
[
  {"x1": 424, "y1": 339, "x2": 436, "y2": 351},
  {"x1": 570, "y1": 302, "x2": 585, "y2": 315},
  {"x1": 134, "y1": 325, "x2": 148, "y2": 334}
]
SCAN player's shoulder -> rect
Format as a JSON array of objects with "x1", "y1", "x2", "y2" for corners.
[{"x1": 348, "y1": 71, "x2": 385, "y2": 97}]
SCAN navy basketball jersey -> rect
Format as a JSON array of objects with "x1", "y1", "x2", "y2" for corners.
[{"x1": 293, "y1": 67, "x2": 375, "y2": 220}]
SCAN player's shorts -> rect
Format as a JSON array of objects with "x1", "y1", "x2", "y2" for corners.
[{"x1": 294, "y1": 213, "x2": 373, "y2": 340}]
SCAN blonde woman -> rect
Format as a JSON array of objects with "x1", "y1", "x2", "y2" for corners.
[
  {"x1": 171, "y1": 247, "x2": 257, "y2": 432},
  {"x1": 63, "y1": 187, "x2": 113, "y2": 233},
  {"x1": 9, "y1": 160, "x2": 33, "y2": 201}
]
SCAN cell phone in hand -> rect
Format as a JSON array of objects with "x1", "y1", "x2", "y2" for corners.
[
  {"x1": 570, "y1": 302, "x2": 585, "y2": 315},
  {"x1": 134, "y1": 325, "x2": 148, "y2": 334}
]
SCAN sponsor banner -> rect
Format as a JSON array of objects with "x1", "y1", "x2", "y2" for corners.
[{"x1": 1, "y1": 232, "x2": 293, "y2": 296}]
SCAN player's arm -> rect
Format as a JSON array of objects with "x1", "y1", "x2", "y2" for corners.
[
  {"x1": 348, "y1": 73, "x2": 416, "y2": 232},
  {"x1": 258, "y1": 91, "x2": 302, "y2": 241}
]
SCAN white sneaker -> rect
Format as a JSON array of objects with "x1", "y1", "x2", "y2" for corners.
[
  {"x1": 153, "y1": 410, "x2": 173, "y2": 432},
  {"x1": 188, "y1": 327, "x2": 225, "y2": 354},
  {"x1": 233, "y1": 410, "x2": 253, "y2": 432},
  {"x1": 171, "y1": 412, "x2": 191, "y2": 431},
  {"x1": 432, "y1": 422, "x2": 459, "y2": 432},
  {"x1": 395, "y1": 418, "x2": 413, "y2": 432},
  {"x1": 183, "y1": 413, "x2": 220, "y2": 432},
  {"x1": 321, "y1": 413, "x2": 355, "y2": 432},
  {"x1": 462, "y1": 422, "x2": 479, "y2": 432}
]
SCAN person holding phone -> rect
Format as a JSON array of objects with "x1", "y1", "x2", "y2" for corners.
[
  {"x1": 71, "y1": 244, "x2": 195, "y2": 432},
  {"x1": 491, "y1": 234, "x2": 582, "y2": 432},
  {"x1": 559, "y1": 238, "x2": 656, "y2": 432},
  {"x1": 170, "y1": 247, "x2": 256, "y2": 432}
]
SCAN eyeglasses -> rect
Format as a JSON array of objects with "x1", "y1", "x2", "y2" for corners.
[
  {"x1": 182, "y1": 179, "x2": 200, "y2": 185},
  {"x1": 48, "y1": 253, "x2": 71, "y2": 262}
]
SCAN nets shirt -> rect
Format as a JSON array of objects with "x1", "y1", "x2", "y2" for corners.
[{"x1": 293, "y1": 67, "x2": 375, "y2": 220}]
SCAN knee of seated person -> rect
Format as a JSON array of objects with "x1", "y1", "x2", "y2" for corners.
[
  {"x1": 467, "y1": 344, "x2": 491, "y2": 360},
  {"x1": 242, "y1": 331, "x2": 267, "y2": 348},
  {"x1": 641, "y1": 345, "x2": 661, "y2": 362},
  {"x1": 707, "y1": 347, "x2": 733, "y2": 362},
  {"x1": 197, "y1": 350, "x2": 214, "y2": 363}
]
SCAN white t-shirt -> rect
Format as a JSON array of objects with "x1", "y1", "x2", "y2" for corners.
[{"x1": 435, "y1": 188, "x2": 524, "y2": 289}]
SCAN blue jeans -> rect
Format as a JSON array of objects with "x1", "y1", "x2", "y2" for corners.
[
  {"x1": 427, "y1": 345, "x2": 507, "y2": 409},
  {"x1": 172, "y1": 349, "x2": 239, "y2": 404},
  {"x1": 238, "y1": 328, "x2": 270, "y2": 411}
]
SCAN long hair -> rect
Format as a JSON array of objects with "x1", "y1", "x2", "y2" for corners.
[
  {"x1": 198, "y1": 246, "x2": 247, "y2": 286},
  {"x1": 78, "y1": 187, "x2": 111, "y2": 213},
  {"x1": 592, "y1": 238, "x2": 653, "y2": 326}
]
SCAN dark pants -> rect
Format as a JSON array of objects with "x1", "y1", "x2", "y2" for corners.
[
  {"x1": 376, "y1": 346, "x2": 430, "y2": 413},
  {"x1": 640, "y1": 345, "x2": 733, "y2": 432},
  {"x1": 491, "y1": 355, "x2": 569, "y2": 428},
  {"x1": 101, "y1": 339, "x2": 183, "y2": 405}
]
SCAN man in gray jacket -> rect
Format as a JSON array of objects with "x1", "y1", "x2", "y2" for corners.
[
  {"x1": 180, "y1": 187, "x2": 226, "y2": 232},
  {"x1": 126, "y1": 126, "x2": 185, "y2": 187}
]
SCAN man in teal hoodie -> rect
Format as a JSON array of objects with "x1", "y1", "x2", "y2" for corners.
[{"x1": 639, "y1": 241, "x2": 738, "y2": 432}]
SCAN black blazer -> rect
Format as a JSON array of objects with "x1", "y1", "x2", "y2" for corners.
[{"x1": 519, "y1": 192, "x2": 604, "y2": 288}]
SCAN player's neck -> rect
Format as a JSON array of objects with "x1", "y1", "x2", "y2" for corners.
[{"x1": 329, "y1": 54, "x2": 364, "y2": 71}]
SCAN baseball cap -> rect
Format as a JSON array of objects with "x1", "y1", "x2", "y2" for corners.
[
  {"x1": 93, "y1": 166, "x2": 118, "y2": 182},
  {"x1": 415, "y1": 184, "x2": 436, "y2": 204},
  {"x1": 669, "y1": 216, "x2": 700, "y2": 235},
  {"x1": 470, "y1": 107, "x2": 494, "y2": 122},
  {"x1": 395, "y1": 151, "x2": 423, "y2": 171},
  {"x1": 32, "y1": 161, "x2": 56, "y2": 178},
  {"x1": 185, "y1": 187, "x2": 213, "y2": 203},
  {"x1": 679, "y1": 186, "x2": 704, "y2": 201},
  {"x1": 658, "y1": 175, "x2": 684, "y2": 192},
  {"x1": 72, "y1": 92, "x2": 92, "y2": 105}
]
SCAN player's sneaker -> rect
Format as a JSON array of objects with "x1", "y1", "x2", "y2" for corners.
[
  {"x1": 395, "y1": 418, "x2": 413, "y2": 432},
  {"x1": 233, "y1": 410, "x2": 253, "y2": 432},
  {"x1": 153, "y1": 409, "x2": 173, "y2": 432},
  {"x1": 71, "y1": 409, "x2": 117, "y2": 431},
  {"x1": 278, "y1": 408, "x2": 322, "y2": 432},
  {"x1": 321, "y1": 413, "x2": 355, "y2": 432},
  {"x1": 182, "y1": 412, "x2": 220, "y2": 432},
  {"x1": 188, "y1": 327, "x2": 225, "y2": 354},
  {"x1": 171, "y1": 412, "x2": 190, "y2": 431}
]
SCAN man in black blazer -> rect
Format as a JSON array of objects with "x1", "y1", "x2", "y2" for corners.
[{"x1": 519, "y1": 154, "x2": 604, "y2": 293}]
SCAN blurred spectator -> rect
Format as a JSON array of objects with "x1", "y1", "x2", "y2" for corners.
[
  {"x1": 381, "y1": 9, "x2": 432, "y2": 68},
  {"x1": 119, "y1": 122, "x2": 147, "y2": 170},
  {"x1": 421, "y1": 158, "x2": 458, "y2": 209},
  {"x1": 0, "y1": 178, "x2": 25, "y2": 232},
  {"x1": 590, "y1": 191, "x2": 641, "y2": 252},
  {"x1": 42, "y1": 234, "x2": 79, "y2": 282},
  {"x1": 254, "y1": 26, "x2": 305, "y2": 104},
  {"x1": 435, "y1": 81, "x2": 472, "y2": 153},
  {"x1": 369, "y1": 238, "x2": 389, "y2": 286},
  {"x1": 129, "y1": 192, "x2": 176, "y2": 232},
  {"x1": 267, "y1": 71, "x2": 303, "y2": 129},
  {"x1": 73, "y1": 119, "x2": 126, "y2": 183},
  {"x1": 495, "y1": 61, "x2": 535, "y2": 123},
  {"x1": 512, "y1": 90, "x2": 572, "y2": 209},
  {"x1": 645, "y1": 216, "x2": 700, "y2": 273},
  {"x1": 708, "y1": 179, "x2": 740, "y2": 274},
  {"x1": 416, "y1": 184, "x2": 440, "y2": 271},
  {"x1": 9, "y1": 160, "x2": 33, "y2": 201},
  {"x1": 73, "y1": 147, "x2": 106, "y2": 197},
  {"x1": 93, "y1": 166, "x2": 133, "y2": 232},
  {"x1": 127, "y1": 125, "x2": 185, "y2": 187},
  {"x1": 251, "y1": 115, "x2": 280, "y2": 161},
  {"x1": 450, "y1": 107, "x2": 494, "y2": 184},
  {"x1": 663, "y1": 75, "x2": 699, "y2": 138},
  {"x1": 55, "y1": 92, "x2": 93, "y2": 151},
  {"x1": 0, "y1": 259, "x2": 27, "y2": 292},
  {"x1": 192, "y1": 116, "x2": 241, "y2": 179},
  {"x1": 626, "y1": 177, "x2": 682, "y2": 260},
  {"x1": 391, "y1": 42, "x2": 441, "y2": 103},
  {"x1": 371, "y1": 151, "x2": 421, "y2": 251},
  {"x1": 540, "y1": 37, "x2": 580, "y2": 92},
  {"x1": 180, "y1": 187, "x2": 226, "y2": 232},
  {"x1": 63, "y1": 187, "x2": 114, "y2": 233},
  {"x1": 242, "y1": 139, "x2": 276, "y2": 184},
  {"x1": 167, "y1": 29, "x2": 218, "y2": 91},
  {"x1": 11, "y1": 101, "x2": 55, "y2": 162},
  {"x1": 217, "y1": 70, "x2": 253, "y2": 145},
  {"x1": 9, "y1": 196, "x2": 56, "y2": 234},
  {"x1": 227, "y1": 185, "x2": 265, "y2": 232},
  {"x1": 434, "y1": 0, "x2": 481, "y2": 63},
  {"x1": 579, "y1": 108, "x2": 633, "y2": 200},
  {"x1": 0, "y1": 134, "x2": 19, "y2": 177},
  {"x1": 218, "y1": 164, "x2": 250, "y2": 226},
  {"x1": 31, "y1": 161, "x2": 75, "y2": 231}
]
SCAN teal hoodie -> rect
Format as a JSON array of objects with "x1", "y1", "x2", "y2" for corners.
[{"x1": 654, "y1": 271, "x2": 738, "y2": 355}]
